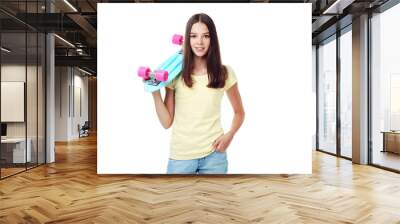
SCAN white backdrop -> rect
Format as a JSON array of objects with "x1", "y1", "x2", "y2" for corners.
[{"x1": 98, "y1": 3, "x2": 312, "y2": 174}]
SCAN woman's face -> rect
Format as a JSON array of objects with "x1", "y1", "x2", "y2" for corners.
[{"x1": 189, "y1": 22, "x2": 210, "y2": 58}]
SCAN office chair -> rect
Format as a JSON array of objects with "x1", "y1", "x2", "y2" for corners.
[{"x1": 79, "y1": 121, "x2": 90, "y2": 138}]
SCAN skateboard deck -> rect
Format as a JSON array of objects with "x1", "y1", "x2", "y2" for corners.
[
  {"x1": 138, "y1": 35, "x2": 183, "y2": 92},
  {"x1": 143, "y1": 50, "x2": 182, "y2": 92}
]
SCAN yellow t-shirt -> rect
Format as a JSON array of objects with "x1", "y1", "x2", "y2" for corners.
[{"x1": 166, "y1": 65, "x2": 237, "y2": 160}]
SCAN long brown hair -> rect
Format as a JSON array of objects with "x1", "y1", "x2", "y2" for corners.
[{"x1": 182, "y1": 13, "x2": 227, "y2": 89}]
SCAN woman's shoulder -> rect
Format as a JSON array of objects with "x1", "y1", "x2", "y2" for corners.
[
  {"x1": 223, "y1": 64, "x2": 232, "y2": 71},
  {"x1": 166, "y1": 72, "x2": 183, "y2": 90},
  {"x1": 223, "y1": 65, "x2": 235, "y2": 75},
  {"x1": 222, "y1": 65, "x2": 236, "y2": 78},
  {"x1": 222, "y1": 65, "x2": 237, "y2": 91}
]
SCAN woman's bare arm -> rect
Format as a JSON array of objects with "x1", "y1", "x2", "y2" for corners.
[
  {"x1": 152, "y1": 88, "x2": 175, "y2": 129},
  {"x1": 226, "y1": 83, "x2": 245, "y2": 136},
  {"x1": 212, "y1": 83, "x2": 245, "y2": 151}
]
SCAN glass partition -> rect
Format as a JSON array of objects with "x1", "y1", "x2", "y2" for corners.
[
  {"x1": 0, "y1": 1, "x2": 46, "y2": 179},
  {"x1": 1, "y1": 31, "x2": 28, "y2": 177}
]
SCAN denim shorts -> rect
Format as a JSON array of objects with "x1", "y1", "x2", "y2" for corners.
[{"x1": 167, "y1": 150, "x2": 228, "y2": 174}]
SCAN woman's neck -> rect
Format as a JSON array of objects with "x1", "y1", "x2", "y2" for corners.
[{"x1": 193, "y1": 56, "x2": 207, "y2": 75}]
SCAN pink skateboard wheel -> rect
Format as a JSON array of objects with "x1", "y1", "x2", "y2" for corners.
[
  {"x1": 155, "y1": 70, "x2": 168, "y2": 82},
  {"x1": 138, "y1": 66, "x2": 151, "y2": 79},
  {"x1": 172, "y1": 34, "x2": 183, "y2": 45}
]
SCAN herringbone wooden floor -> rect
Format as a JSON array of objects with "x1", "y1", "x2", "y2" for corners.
[{"x1": 1, "y1": 134, "x2": 400, "y2": 224}]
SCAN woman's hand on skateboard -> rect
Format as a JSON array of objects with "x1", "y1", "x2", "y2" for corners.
[{"x1": 152, "y1": 90, "x2": 161, "y2": 97}]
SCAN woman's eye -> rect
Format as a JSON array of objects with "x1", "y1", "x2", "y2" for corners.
[
  {"x1": 190, "y1": 35, "x2": 196, "y2": 38},
  {"x1": 204, "y1": 35, "x2": 210, "y2": 38}
]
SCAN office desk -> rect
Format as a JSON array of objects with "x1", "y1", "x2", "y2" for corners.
[
  {"x1": 381, "y1": 131, "x2": 400, "y2": 154},
  {"x1": 1, "y1": 138, "x2": 32, "y2": 163}
]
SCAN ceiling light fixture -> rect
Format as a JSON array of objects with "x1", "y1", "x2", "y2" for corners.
[
  {"x1": 54, "y1": 34, "x2": 75, "y2": 48},
  {"x1": 1, "y1": 47, "x2": 11, "y2": 53},
  {"x1": 78, "y1": 67, "x2": 93, "y2": 76},
  {"x1": 63, "y1": 0, "x2": 78, "y2": 12},
  {"x1": 322, "y1": 0, "x2": 354, "y2": 15}
]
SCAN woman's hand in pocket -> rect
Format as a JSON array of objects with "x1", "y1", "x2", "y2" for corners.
[{"x1": 212, "y1": 132, "x2": 234, "y2": 152}]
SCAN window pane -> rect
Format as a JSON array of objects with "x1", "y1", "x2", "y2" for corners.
[
  {"x1": 340, "y1": 29, "x2": 352, "y2": 158},
  {"x1": 318, "y1": 37, "x2": 337, "y2": 154},
  {"x1": 371, "y1": 4, "x2": 400, "y2": 171}
]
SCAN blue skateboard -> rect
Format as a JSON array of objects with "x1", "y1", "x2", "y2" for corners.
[{"x1": 138, "y1": 34, "x2": 183, "y2": 92}]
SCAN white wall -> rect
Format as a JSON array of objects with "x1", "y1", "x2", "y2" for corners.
[
  {"x1": 55, "y1": 67, "x2": 69, "y2": 141},
  {"x1": 55, "y1": 67, "x2": 89, "y2": 141},
  {"x1": 1, "y1": 65, "x2": 38, "y2": 137}
]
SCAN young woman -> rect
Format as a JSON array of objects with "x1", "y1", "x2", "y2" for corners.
[{"x1": 151, "y1": 13, "x2": 245, "y2": 174}]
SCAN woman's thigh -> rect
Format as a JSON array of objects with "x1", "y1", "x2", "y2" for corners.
[
  {"x1": 198, "y1": 151, "x2": 228, "y2": 174},
  {"x1": 167, "y1": 158, "x2": 199, "y2": 174}
]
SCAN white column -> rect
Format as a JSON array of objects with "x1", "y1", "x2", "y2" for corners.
[
  {"x1": 352, "y1": 14, "x2": 369, "y2": 164},
  {"x1": 46, "y1": 1, "x2": 55, "y2": 163}
]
